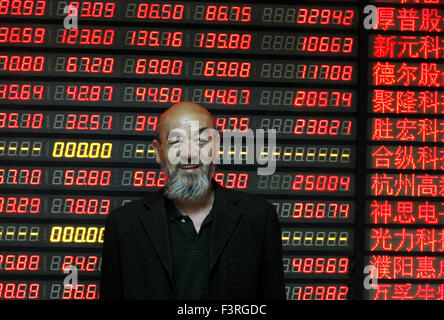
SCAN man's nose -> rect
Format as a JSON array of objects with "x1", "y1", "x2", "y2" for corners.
[{"x1": 179, "y1": 139, "x2": 200, "y2": 164}]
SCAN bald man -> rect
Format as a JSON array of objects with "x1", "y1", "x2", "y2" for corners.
[{"x1": 100, "y1": 102, "x2": 286, "y2": 300}]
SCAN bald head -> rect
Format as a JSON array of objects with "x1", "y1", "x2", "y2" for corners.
[
  {"x1": 156, "y1": 102, "x2": 215, "y2": 143},
  {"x1": 151, "y1": 102, "x2": 217, "y2": 200}
]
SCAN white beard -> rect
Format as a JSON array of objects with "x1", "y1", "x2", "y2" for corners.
[{"x1": 162, "y1": 163, "x2": 214, "y2": 200}]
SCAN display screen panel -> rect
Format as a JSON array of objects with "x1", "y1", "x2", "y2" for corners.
[{"x1": 2, "y1": 0, "x2": 442, "y2": 301}]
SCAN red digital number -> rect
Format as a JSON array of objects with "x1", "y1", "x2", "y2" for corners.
[
  {"x1": 0, "y1": 0, "x2": 46, "y2": 16},
  {"x1": 0, "y1": 196, "x2": 40, "y2": 214},
  {"x1": 135, "y1": 59, "x2": 182, "y2": 75},
  {"x1": 65, "y1": 85, "x2": 113, "y2": 102},
  {"x1": 128, "y1": 30, "x2": 183, "y2": 47},
  {"x1": 300, "y1": 36, "x2": 353, "y2": 53},
  {"x1": 0, "y1": 26, "x2": 45, "y2": 44},
  {"x1": 66, "y1": 57, "x2": 114, "y2": 73},
  {"x1": 135, "y1": 87, "x2": 182, "y2": 103},
  {"x1": 204, "y1": 6, "x2": 251, "y2": 22},
  {"x1": 64, "y1": 114, "x2": 112, "y2": 130},
  {"x1": 133, "y1": 170, "x2": 167, "y2": 187},
  {"x1": 291, "y1": 285, "x2": 348, "y2": 300},
  {"x1": 0, "y1": 55, "x2": 44, "y2": 72},
  {"x1": 293, "y1": 202, "x2": 350, "y2": 219},
  {"x1": 0, "y1": 254, "x2": 40, "y2": 271},
  {"x1": 197, "y1": 33, "x2": 251, "y2": 50},
  {"x1": 214, "y1": 173, "x2": 248, "y2": 189},
  {"x1": 67, "y1": 2, "x2": 115, "y2": 18},
  {"x1": 65, "y1": 198, "x2": 110, "y2": 215},
  {"x1": 0, "y1": 84, "x2": 44, "y2": 100},
  {"x1": 86, "y1": 256, "x2": 98, "y2": 271},
  {"x1": 297, "y1": 9, "x2": 353, "y2": 26},
  {"x1": 134, "y1": 115, "x2": 158, "y2": 132},
  {"x1": 60, "y1": 28, "x2": 114, "y2": 45},
  {"x1": 0, "y1": 169, "x2": 41, "y2": 185},
  {"x1": 293, "y1": 119, "x2": 351, "y2": 136},
  {"x1": 62, "y1": 283, "x2": 98, "y2": 300},
  {"x1": 215, "y1": 117, "x2": 249, "y2": 132},
  {"x1": 292, "y1": 175, "x2": 350, "y2": 192},
  {"x1": 203, "y1": 61, "x2": 251, "y2": 78},
  {"x1": 203, "y1": 89, "x2": 250, "y2": 105},
  {"x1": 0, "y1": 283, "x2": 40, "y2": 299},
  {"x1": 297, "y1": 64, "x2": 353, "y2": 81},
  {"x1": 136, "y1": 3, "x2": 184, "y2": 20},
  {"x1": 0, "y1": 113, "x2": 43, "y2": 129},
  {"x1": 64, "y1": 170, "x2": 111, "y2": 186},
  {"x1": 294, "y1": 91, "x2": 353, "y2": 108}
]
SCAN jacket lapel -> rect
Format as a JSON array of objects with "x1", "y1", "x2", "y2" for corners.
[
  {"x1": 209, "y1": 181, "x2": 243, "y2": 273},
  {"x1": 139, "y1": 190, "x2": 175, "y2": 289},
  {"x1": 138, "y1": 179, "x2": 244, "y2": 286}
]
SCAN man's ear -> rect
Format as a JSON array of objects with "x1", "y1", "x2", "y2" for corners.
[{"x1": 152, "y1": 139, "x2": 161, "y2": 164}]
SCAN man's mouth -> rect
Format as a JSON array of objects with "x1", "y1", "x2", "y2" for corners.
[{"x1": 179, "y1": 163, "x2": 200, "y2": 173}]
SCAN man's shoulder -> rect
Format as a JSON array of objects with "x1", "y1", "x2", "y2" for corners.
[
  {"x1": 107, "y1": 185, "x2": 277, "y2": 223},
  {"x1": 219, "y1": 185, "x2": 276, "y2": 218},
  {"x1": 108, "y1": 192, "x2": 159, "y2": 223},
  {"x1": 221, "y1": 185, "x2": 271, "y2": 205}
]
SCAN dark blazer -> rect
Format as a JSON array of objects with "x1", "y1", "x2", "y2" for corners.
[{"x1": 99, "y1": 179, "x2": 286, "y2": 300}]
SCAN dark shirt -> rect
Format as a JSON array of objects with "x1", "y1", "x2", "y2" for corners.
[{"x1": 164, "y1": 191, "x2": 215, "y2": 300}]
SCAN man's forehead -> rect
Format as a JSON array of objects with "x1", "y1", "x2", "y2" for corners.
[
  {"x1": 165, "y1": 113, "x2": 212, "y2": 126},
  {"x1": 161, "y1": 112, "x2": 213, "y2": 136},
  {"x1": 157, "y1": 102, "x2": 215, "y2": 140},
  {"x1": 166, "y1": 110, "x2": 212, "y2": 125},
  {"x1": 168, "y1": 125, "x2": 210, "y2": 135}
]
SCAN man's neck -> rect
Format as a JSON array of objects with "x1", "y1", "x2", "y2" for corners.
[{"x1": 172, "y1": 186, "x2": 215, "y2": 215}]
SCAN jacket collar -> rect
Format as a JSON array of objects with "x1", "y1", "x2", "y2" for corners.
[
  {"x1": 164, "y1": 189, "x2": 216, "y2": 225},
  {"x1": 139, "y1": 178, "x2": 244, "y2": 287}
]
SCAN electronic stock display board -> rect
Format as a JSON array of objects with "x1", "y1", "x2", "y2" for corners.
[{"x1": 0, "y1": 0, "x2": 442, "y2": 300}]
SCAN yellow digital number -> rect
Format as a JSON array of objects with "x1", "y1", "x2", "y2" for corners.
[
  {"x1": 75, "y1": 226, "x2": 87, "y2": 243},
  {"x1": 50, "y1": 226, "x2": 104, "y2": 243},
  {"x1": 50, "y1": 226, "x2": 62, "y2": 242},
  {"x1": 86, "y1": 227, "x2": 98, "y2": 243},
  {"x1": 62, "y1": 226, "x2": 74, "y2": 242},
  {"x1": 52, "y1": 142, "x2": 112, "y2": 159}
]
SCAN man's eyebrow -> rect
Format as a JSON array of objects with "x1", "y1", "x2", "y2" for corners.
[
  {"x1": 199, "y1": 127, "x2": 209, "y2": 134},
  {"x1": 165, "y1": 127, "x2": 211, "y2": 142},
  {"x1": 166, "y1": 130, "x2": 181, "y2": 141}
]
